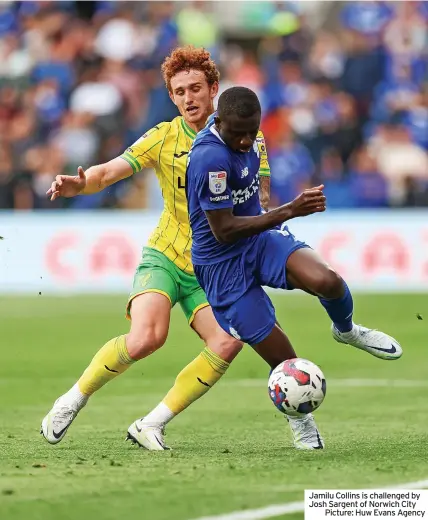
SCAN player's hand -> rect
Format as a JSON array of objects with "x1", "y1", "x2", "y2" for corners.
[
  {"x1": 287, "y1": 185, "x2": 326, "y2": 218},
  {"x1": 46, "y1": 166, "x2": 87, "y2": 201}
]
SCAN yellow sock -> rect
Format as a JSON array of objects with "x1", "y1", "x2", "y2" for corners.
[
  {"x1": 77, "y1": 335, "x2": 135, "y2": 396},
  {"x1": 163, "y1": 347, "x2": 230, "y2": 414}
]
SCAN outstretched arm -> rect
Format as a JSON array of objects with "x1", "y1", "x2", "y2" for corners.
[
  {"x1": 47, "y1": 123, "x2": 168, "y2": 201},
  {"x1": 206, "y1": 185, "x2": 326, "y2": 244},
  {"x1": 82, "y1": 158, "x2": 134, "y2": 194},
  {"x1": 47, "y1": 158, "x2": 133, "y2": 201}
]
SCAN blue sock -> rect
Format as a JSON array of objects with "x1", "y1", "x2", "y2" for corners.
[{"x1": 319, "y1": 281, "x2": 354, "y2": 333}]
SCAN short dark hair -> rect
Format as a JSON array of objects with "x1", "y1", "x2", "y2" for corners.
[{"x1": 217, "y1": 86, "x2": 261, "y2": 119}]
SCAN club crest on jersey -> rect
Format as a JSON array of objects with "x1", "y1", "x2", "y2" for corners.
[
  {"x1": 209, "y1": 171, "x2": 227, "y2": 194},
  {"x1": 256, "y1": 137, "x2": 265, "y2": 156}
]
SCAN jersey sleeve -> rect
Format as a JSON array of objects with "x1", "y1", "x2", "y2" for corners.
[
  {"x1": 256, "y1": 131, "x2": 271, "y2": 177},
  {"x1": 188, "y1": 145, "x2": 233, "y2": 212},
  {"x1": 120, "y1": 123, "x2": 169, "y2": 173}
]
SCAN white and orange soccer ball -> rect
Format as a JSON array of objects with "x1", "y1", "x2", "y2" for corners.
[{"x1": 268, "y1": 358, "x2": 327, "y2": 417}]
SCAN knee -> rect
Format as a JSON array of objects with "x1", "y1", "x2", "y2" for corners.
[
  {"x1": 126, "y1": 326, "x2": 167, "y2": 360},
  {"x1": 207, "y1": 333, "x2": 243, "y2": 363},
  {"x1": 310, "y1": 268, "x2": 344, "y2": 299}
]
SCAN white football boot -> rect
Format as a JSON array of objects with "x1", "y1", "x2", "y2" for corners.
[
  {"x1": 126, "y1": 418, "x2": 170, "y2": 451},
  {"x1": 41, "y1": 398, "x2": 84, "y2": 444},
  {"x1": 287, "y1": 413, "x2": 325, "y2": 450},
  {"x1": 332, "y1": 323, "x2": 402, "y2": 360}
]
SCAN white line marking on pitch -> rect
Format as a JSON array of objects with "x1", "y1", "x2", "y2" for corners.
[
  {"x1": 191, "y1": 479, "x2": 428, "y2": 520},
  {"x1": 224, "y1": 379, "x2": 428, "y2": 388}
]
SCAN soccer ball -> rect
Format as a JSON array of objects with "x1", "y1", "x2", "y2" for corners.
[{"x1": 268, "y1": 358, "x2": 327, "y2": 417}]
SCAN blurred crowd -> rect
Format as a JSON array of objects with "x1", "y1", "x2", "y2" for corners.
[{"x1": 0, "y1": 0, "x2": 427, "y2": 210}]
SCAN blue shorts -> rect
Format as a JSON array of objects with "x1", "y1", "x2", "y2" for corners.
[{"x1": 194, "y1": 226, "x2": 309, "y2": 345}]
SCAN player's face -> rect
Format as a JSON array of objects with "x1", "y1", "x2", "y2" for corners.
[
  {"x1": 169, "y1": 69, "x2": 218, "y2": 127},
  {"x1": 215, "y1": 113, "x2": 261, "y2": 153}
]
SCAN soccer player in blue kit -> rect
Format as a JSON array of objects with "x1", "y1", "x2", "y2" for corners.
[{"x1": 186, "y1": 87, "x2": 402, "y2": 450}]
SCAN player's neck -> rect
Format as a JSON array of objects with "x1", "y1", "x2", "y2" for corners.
[
  {"x1": 184, "y1": 120, "x2": 201, "y2": 134},
  {"x1": 185, "y1": 118, "x2": 207, "y2": 134},
  {"x1": 183, "y1": 106, "x2": 214, "y2": 134}
]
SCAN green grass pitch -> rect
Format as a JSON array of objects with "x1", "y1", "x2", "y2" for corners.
[{"x1": 0, "y1": 293, "x2": 427, "y2": 520}]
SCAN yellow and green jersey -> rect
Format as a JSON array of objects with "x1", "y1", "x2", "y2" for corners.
[{"x1": 120, "y1": 116, "x2": 270, "y2": 274}]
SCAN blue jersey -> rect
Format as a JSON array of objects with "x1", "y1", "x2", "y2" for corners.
[
  {"x1": 186, "y1": 120, "x2": 309, "y2": 345},
  {"x1": 186, "y1": 123, "x2": 262, "y2": 265}
]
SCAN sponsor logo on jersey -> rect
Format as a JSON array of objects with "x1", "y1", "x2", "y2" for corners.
[
  {"x1": 241, "y1": 167, "x2": 249, "y2": 178},
  {"x1": 209, "y1": 171, "x2": 227, "y2": 194},
  {"x1": 209, "y1": 194, "x2": 230, "y2": 202},
  {"x1": 232, "y1": 176, "x2": 259, "y2": 205}
]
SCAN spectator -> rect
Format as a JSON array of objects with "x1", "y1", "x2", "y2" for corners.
[
  {"x1": 348, "y1": 147, "x2": 389, "y2": 208},
  {"x1": 33, "y1": 78, "x2": 66, "y2": 127},
  {"x1": 402, "y1": 176, "x2": 428, "y2": 207},
  {"x1": 94, "y1": 17, "x2": 139, "y2": 62},
  {"x1": 262, "y1": 59, "x2": 310, "y2": 113},
  {"x1": 368, "y1": 124, "x2": 428, "y2": 205},
  {"x1": 51, "y1": 111, "x2": 99, "y2": 168},
  {"x1": 8, "y1": 108, "x2": 38, "y2": 165},
  {"x1": 332, "y1": 92, "x2": 362, "y2": 164},
  {"x1": 0, "y1": 33, "x2": 34, "y2": 80},
  {"x1": 69, "y1": 62, "x2": 122, "y2": 118},
  {"x1": 340, "y1": 1, "x2": 393, "y2": 39},
  {"x1": 319, "y1": 149, "x2": 353, "y2": 209},
  {"x1": 306, "y1": 32, "x2": 345, "y2": 82},
  {"x1": 269, "y1": 132, "x2": 315, "y2": 206},
  {"x1": 371, "y1": 62, "x2": 421, "y2": 122}
]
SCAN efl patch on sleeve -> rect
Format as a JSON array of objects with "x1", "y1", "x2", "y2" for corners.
[{"x1": 208, "y1": 171, "x2": 227, "y2": 194}]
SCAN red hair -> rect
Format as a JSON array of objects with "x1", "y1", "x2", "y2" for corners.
[{"x1": 161, "y1": 46, "x2": 220, "y2": 91}]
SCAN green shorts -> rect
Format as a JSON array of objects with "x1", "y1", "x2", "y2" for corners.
[{"x1": 126, "y1": 247, "x2": 209, "y2": 324}]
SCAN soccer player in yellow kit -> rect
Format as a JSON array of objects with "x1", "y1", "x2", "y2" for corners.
[{"x1": 41, "y1": 46, "x2": 322, "y2": 450}]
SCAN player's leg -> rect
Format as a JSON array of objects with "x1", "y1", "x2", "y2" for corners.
[
  {"x1": 252, "y1": 323, "x2": 296, "y2": 368},
  {"x1": 163, "y1": 306, "x2": 242, "y2": 412},
  {"x1": 246, "y1": 230, "x2": 327, "y2": 450},
  {"x1": 41, "y1": 293, "x2": 171, "y2": 445},
  {"x1": 253, "y1": 322, "x2": 324, "y2": 450},
  {"x1": 127, "y1": 272, "x2": 244, "y2": 450},
  {"x1": 156, "y1": 271, "x2": 243, "y2": 416},
  {"x1": 285, "y1": 247, "x2": 402, "y2": 360},
  {"x1": 41, "y1": 250, "x2": 177, "y2": 444},
  {"x1": 213, "y1": 280, "x2": 324, "y2": 451}
]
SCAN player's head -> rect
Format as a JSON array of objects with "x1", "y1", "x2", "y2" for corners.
[
  {"x1": 162, "y1": 46, "x2": 219, "y2": 128},
  {"x1": 215, "y1": 87, "x2": 261, "y2": 153}
]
